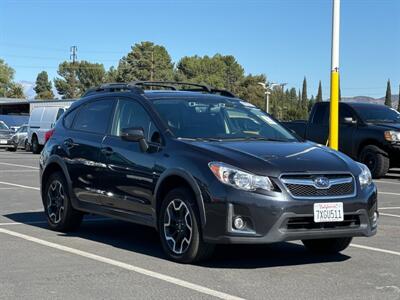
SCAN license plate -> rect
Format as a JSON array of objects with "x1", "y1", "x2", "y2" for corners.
[
  {"x1": 314, "y1": 202, "x2": 344, "y2": 223},
  {"x1": 0, "y1": 139, "x2": 7, "y2": 144}
]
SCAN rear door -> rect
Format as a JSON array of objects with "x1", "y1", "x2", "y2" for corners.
[{"x1": 64, "y1": 98, "x2": 116, "y2": 205}]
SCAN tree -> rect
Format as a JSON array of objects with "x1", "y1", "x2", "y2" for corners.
[
  {"x1": 54, "y1": 61, "x2": 80, "y2": 99},
  {"x1": 105, "y1": 66, "x2": 118, "y2": 82},
  {"x1": 385, "y1": 79, "x2": 392, "y2": 107},
  {"x1": 7, "y1": 83, "x2": 25, "y2": 98},
  {"x1": 316, "y1": 80, "x2": 323, "y2": 102},
  {"x1": 300, "y1": 77, "x2": 308, "y2": 118},
  {"x1": 0, "y1": 58, "x2": 25, "y2": 98},
  {"x1": 117, "y1": 41, "x2": 174, "y2": 82},
  {"x1": 34, "y1": 71, "x2": 54, "y2": 99},
  {"x1": 235, "y1": 74, "x2": 266, "y2": 109},
  {"x1": 54, "y1": 61, "x2": 106, "y2": 98}
]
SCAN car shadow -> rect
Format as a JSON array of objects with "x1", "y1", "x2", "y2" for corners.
[{"x1": 3, "y1": 211, "x2": 350, "y2": 269}]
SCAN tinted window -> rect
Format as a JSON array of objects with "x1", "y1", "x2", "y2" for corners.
[
  {"x1": 112, "y1": 99, "x2": 158, "y2": 141},
  {"x1": 73, "y1": 100, "x2": 114, "y2": 134},
  {"x1": 355, "y1": 105, "x2": 400, "y2": 123},
  {"x1": 152, "y1": 98, "x2": 296, "y2": 141},
  {"x1": 312, "y1": 104, "x2": 329, "y2": 125},
  {"x1": 63, "y1": 108, "x2": 79, "y2": 129},
  {"x1": 56, "y1": 108, "x2": 65, "y2": 121}
]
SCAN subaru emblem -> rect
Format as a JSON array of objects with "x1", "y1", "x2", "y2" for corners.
[{"x1": 314, "y1": 176, "x2": 330, "y2": 189}]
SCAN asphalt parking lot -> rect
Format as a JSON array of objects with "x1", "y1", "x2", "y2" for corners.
[{"x1": 0, "y1": 151, "x2": 399, "y2": 300}]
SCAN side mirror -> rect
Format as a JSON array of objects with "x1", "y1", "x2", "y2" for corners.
[
  {"x1": 343, "y1": 117, "x2": 357, "y2": 125},
  {"x1": 121, "y1": 127, "x2": 149, "y2": 152}
]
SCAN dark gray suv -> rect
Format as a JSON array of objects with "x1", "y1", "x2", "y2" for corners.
[{"x1": 40, "y1": 82, "x2": 378, "y2": 263}]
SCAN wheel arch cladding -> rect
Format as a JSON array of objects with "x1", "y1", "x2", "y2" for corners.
[
  {"x1": 155, "y1": 170, "x2": 206, "y2": 228},
  {"x1": 41, "y1": 157, "x2": 72, "y2": 202},
  {"x1": 358, "y1": 139, "x2": 388, "y2": 157}
]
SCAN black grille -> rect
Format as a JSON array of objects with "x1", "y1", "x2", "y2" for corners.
[
  {"x1": 284, "y1": 215, "x2": 360, "y2": 231},
  {"x1": 281, "y1": 174, "x2": 355, "y2": 198},
  {"x1": 285, "y1": 182, "x2": 354, "y2": 197}
]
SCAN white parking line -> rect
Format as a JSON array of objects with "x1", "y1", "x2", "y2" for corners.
[
  {"x1": 380, "y1": 213, "x2": 400, "y2": 218},
  {"x1": 0, "y1": 228, "x2": 244, "y2": 300},
  {"x1": 374, "y1": 180, "x2": 400, "y2": 185},
  {"x1": 0, "y1": 181, "x2": 40, "y2": 190},
  {"x1": 0, "y1": 169, "x2": 38, "y2": 172},
  {"x1": 351, "y1": 244, "x2": 400, "y2": 257},
  {"x1": 0, "y1": 162, "x2": 39, "y2": 170},
  {"x1": 379, "y1": 191, "x2": 400, "y2": 196},
  {"x1": 379, "y1": 207, "x2": 400, "y2": 210},
  {"x1": 0, "y1": 217, "x2": 113, "y2": 226}
]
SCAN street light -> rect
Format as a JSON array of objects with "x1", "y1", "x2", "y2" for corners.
[{"x1": 258, "y1": 82, "x2": 285, "y2": 114}]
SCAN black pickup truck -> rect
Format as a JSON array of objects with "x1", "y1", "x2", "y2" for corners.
[{"x1": 283, "y1": 102, "x2": 400, "y2": 178}]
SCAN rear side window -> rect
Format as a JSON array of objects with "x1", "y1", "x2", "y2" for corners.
[
  {"x1": 56, "y1": 108, "x2": 65, "y2": 121},
  {"x1": 72, "y1": 100, "x2": 114, "y2": 134},
  {"x1": 311, "y1": 104, "x2": 329, "y2": 125},
  {"x1": 63, "y1": 108, "x2": 78, "y2": 129}
]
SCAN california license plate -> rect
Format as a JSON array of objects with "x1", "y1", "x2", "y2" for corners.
[
  {"x1": 314, "y1": 202, "x2": 344, "y2": 223},
  {"x1": 0, "y1": 139, "x2": 7, "y2": 144}
]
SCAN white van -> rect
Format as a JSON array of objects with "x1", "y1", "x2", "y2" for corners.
[{"x1": 28, "y1": 106, "x2": 68, "y2": 153}]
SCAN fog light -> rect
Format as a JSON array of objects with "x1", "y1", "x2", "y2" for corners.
[
  {"x1": 372, "y1": 211, "x2": 378, "y2": 227},
  {"x1": 233, "y1": 216, "x2": 245, "y2": 230}
]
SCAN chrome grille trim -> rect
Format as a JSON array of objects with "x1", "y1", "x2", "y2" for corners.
[{"x1": 279, "y1": 173, "x2": 357, "y2": 200}]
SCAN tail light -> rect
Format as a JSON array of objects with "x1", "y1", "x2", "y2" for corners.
[{"x1": 44, "y1": 129, "x2": 55, "y2": 144}]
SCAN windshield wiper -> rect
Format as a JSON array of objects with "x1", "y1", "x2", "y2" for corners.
[
  {"x1": 366, "y1": 119, "x2": 397, "y2": 123},
  {"x1": 177, "y1": 137, "x2": 222, "y2": 142}
]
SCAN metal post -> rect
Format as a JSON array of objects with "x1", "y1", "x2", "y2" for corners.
[
  {"x1": 329, "y1": 0, "x2": 340, "y2": 150},
  {"x1": 266, "y1": 91, "x2": 270, "y2": 114}
]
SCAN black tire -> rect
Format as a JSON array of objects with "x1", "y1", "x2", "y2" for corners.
[
  {"x1": 43, "y1": 171, "x2": 83, "y2": 232},
  {"x1": 7, "y1": 146, "x2": 16, "y2": 152},
  {"x1": 158, "y1": 187, "x2": 214, "y2": 263},
  {"x1": 302, "y1": 237, "x2": 352, "y2": 254},
  {"x1": 31, "y1": 135, "x2": 41, "y2": 154},
  {"x1": 24, "y1": 140, "x2": 29, "y2": 151},
  {"x1": 359, "y1": 145, "x2": 390, "y2": 179}
]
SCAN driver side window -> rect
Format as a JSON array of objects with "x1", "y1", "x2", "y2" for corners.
[{"x1": 112, "y1": 99, "x2": 160, "y2": 143}]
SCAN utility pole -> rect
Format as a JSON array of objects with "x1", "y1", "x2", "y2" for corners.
[
  {"x1": 70, "y1": 46, "x2": 78, "y2": 98},
  {"x1": 329, "y1": 0, "x2": 340, "y2": 150},
  {"x1": 258, "y1": 81, "x2": 285, "y2": 114}
]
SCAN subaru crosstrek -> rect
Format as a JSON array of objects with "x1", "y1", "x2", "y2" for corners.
[{"x1": 40, "y1": 82, "x2": 378, "y2": 263}]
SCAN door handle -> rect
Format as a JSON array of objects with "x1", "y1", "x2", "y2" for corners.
[
  {"x1": 101, "y1": 147, "x2": 114, "y2": 156},
  {"x1": 63, "y1": 138, "x2": 76, "y2": 149}
]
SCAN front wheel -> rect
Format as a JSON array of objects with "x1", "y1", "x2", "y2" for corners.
[
  {"x1": 31, "y1": 136, "x2": 41, "y2": 154},
  {"x1": 158, "y1": 187, "x2": 214, "y2": 263},
  {"x1": 302, "y1": 237, "x2": 352, "y2": 254},
  {"x1": 359, "y1": 145, "x2": 389, "y2": 178},
  {"x1": 44, "y1": 172, "x2": 83, "y2": 232}
]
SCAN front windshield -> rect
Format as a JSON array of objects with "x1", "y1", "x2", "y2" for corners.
[
  {"x1": 356, "y1": 106, "x2": 400, "y2": 123},
  {"x1": 152, "y1": 98, "x2": 298, "y2": 142},
  {"x1": 0, "y1": 121, "x2": 9, "y2": 130}
]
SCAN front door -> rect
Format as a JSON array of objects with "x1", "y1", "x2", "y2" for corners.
[{"x1": 99, "y1": 98, "x2": 163, "y2": 217}]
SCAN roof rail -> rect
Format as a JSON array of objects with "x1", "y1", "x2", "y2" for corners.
[
  {"x1": 82, "y1": 83, "x2": 144, "y2": 97},
  {"x1": 82, "y1": 81, "x2": 236, "y2": 98},
  {"x1": 130, "y1": 81, "x2": 236, "y2": 98}
]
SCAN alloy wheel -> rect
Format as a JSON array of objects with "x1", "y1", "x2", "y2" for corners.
[
  {"x1": 46, "y1": 180, "x2": 65, "y2": 224},
  {"x1": 163, "y1": 199, "x2": 193, "y2": 255}
]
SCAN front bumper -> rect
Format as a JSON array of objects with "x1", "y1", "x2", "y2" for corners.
[
  {"x1": 202, "y1": 183, "x2": 378, "y2": 244},
  {"x1": 0, "y1": 139, "x2": 14, "y2": 148}
]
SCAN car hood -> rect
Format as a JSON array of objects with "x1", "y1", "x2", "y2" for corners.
[
  {"x1": 0, "y1": 130, "x2": 13, "y2": 138},
  {"x1": 185, "y1": 140, "x2": 357, "y2": 177},
  {"x1": 367, "y1": 122, "x2": 400, "y2": 131}
]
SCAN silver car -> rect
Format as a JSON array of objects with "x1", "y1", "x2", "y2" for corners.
[{"x1": 8, "y1": 124, "x2": 29, "y2": 151}]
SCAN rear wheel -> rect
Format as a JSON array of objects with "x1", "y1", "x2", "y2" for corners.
[
  {"x1": 24, "y1": 140, "x2": 29, "y2": 151},
  {"x1": 359, "y1": 145, "x2": 389, "y2": 178},
  {"x1": 31, "y1": 135, "x2": 41, "y2": 154},
  {"x1": 44, "y1": 172, "x2": 83, "y2": 232},
  {"x1": 158, "y1": 187, "x2": 214, "y2": 263},
  {"x1": 302, "y1": 237, "x2": 352, "y2": 254}
]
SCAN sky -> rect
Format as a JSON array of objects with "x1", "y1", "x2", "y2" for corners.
[{"x1": 0, "y1": 0, "x2": 399, "y2": 98}]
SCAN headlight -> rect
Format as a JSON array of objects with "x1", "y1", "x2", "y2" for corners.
[
  {"x1": 384, "y1": 130, "x2": 400, "y2": 142},
  {"x1": 208, "y1": 162, "x2": 273, "y2": 191},
  {"x1": 357, "y1": 162, "x2": 372, "y2": 189}
]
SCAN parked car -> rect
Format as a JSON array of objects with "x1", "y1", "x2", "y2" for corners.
[
  {"x1": 40, "y1": 82, "x2": 378, "y2": 264},
  {"x1": 0, "y1": 121, "x2": 14, "y2": 150},
  {"x1": 7, "y1": 124, "x2": 29, "y2": 151},
  {"x1": 283, "y1": 102, "x2": 400, "y2": 178},
  {"x1": 28, "y1": 106, "x2": 67, "y2": 154}
]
